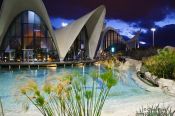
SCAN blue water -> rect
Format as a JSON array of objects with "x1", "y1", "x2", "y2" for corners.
[{"x1": 0, "y1": 66, "x2": 148, "y2": 111}]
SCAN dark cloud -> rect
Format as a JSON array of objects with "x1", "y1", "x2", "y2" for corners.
[
  {"x1": 42, "y1": 0, "x2": 173, "y2": 22},
  {"x1": 155, "y1": 24, "x2": 175, "y2": 47},
  {"x1": 137, "y1": 20, "x2": 155, "y2": 29},
  {"x1": 0, "y1": 0, "x2": 174, "y2": 23},
  {"x1": 42, "y1": 0, "x2": 175, "y2": 31},
  {"x1": 169, "y1": 0, "x2": 175, "y2": 9}
]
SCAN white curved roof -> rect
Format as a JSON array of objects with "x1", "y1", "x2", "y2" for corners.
[
  {"x1": 0, "y1": 0, "x2": 106, "y2": 60},
  {"x1": 0, "y1": 0, "x2": 59, "y2": 53},
  {"x1": 54, "y1": 5, "x2": 106, "y2": 59}
]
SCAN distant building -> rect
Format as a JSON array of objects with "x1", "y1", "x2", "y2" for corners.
[
  {"x1": 95, "y1": 27, "x2": 141, "y2": 58},
  {"x1": 97, "y1": 27, "x2": 126, "y2": 54},
  {"x1": 126, "y1": 30, "x2": 141, "y2": 50}
]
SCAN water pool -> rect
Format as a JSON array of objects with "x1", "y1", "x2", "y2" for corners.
[{"x1": 0, "y1": 66, "x2": 148, "y2": 113}]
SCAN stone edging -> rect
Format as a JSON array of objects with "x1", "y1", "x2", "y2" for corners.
[{"x1": 136, "y1": 63, "x2": 175, "y2": 96}]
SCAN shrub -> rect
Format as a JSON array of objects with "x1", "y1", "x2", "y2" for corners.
[
  {"x1": 173, "y1": 68, "x2": 175, "y2": 80},
  {"x1": 136, "y1": 104, "x2": 175, "y2": 116},
  {"x1": 125, "y1": 47, "x2": 158, "y2": 60},
  {"x1": 144, "y1": 48, "x2": 175, "y2": 80},
  {"x1": 20, "y1": 69, "x2": 118, "y2": 116}
]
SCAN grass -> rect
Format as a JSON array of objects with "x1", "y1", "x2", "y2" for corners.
[{"x1": 136, "y1": 104, "x2": 175, "y2": 116}]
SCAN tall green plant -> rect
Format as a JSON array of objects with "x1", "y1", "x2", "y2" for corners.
[
  {"x1": 0, "y1": 98, "x2": 4, "y2": 116},
  {"x1": 20, "y1": 69, "x2": 118, "y2": 116},
  {"x1": 144, "y1": 49, "x2": 175, "y2": 80}
]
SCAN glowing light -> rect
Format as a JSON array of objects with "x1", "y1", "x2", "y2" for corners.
[
  {"x1": 139, "y1": 41, "x2": 146, "y2": 45},
  {"x1": 151, "y1": 28, "x2": 156, "y2": 32},
  {"x1": 61, "y1": 22, "x2": 68, "y2": 27},
  {"x1": 111, "y1": 47, "x2": 115, "y2": 53},
  {"x1": 34, "y1": 29, "x2": 40, "y2": 32},
  {"x1": 151, "y1": 28, "x2": 156, "y2": 47}
]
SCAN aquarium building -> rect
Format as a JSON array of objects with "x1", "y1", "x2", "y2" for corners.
[{"x1": 0, "y1": 0, "x2": 106, "y2": 62}]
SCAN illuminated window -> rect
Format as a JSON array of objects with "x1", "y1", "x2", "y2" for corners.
[
  {"x1": 1, "y1": 11, "x2": 59, "y2": 61},
  {"x1": 28, "y1": 11, "x2": 35, "y2": 23}
]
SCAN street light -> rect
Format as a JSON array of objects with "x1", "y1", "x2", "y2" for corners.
[{"x1": 151, "y1": 28, "x2": 156, "y2": 47}]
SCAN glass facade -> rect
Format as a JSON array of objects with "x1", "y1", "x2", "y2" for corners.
[
  {"x1": 0, "y1": 11, "x2": 59, "y2": 62},
  {"x1": 103, "y1": 30, "x2": 126, "y2": 53},
  {"x1": 64, "y1": 26, "x2": 89, "y2": 61}
]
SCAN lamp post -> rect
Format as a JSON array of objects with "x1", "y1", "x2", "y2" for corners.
[{"x1": 151, "y1": 28, "x2": 156, "y2": 47}]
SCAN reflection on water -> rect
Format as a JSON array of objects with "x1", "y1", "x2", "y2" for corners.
[
  {"x1": 109, "y1": 67, "x2": 148, "y2": 99},
  {"x1": 0, "y1": 66, "x2": 147, "y2": 111}
]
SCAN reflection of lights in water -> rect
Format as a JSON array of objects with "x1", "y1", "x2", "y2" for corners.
[
  {"x1": 77, "y1": 63, "x2": 84, "y2": 68},
  {"x1": 83, "y1": 66, "x2": 85, "y2": 76},
  {"x1": 47, "y1": 67, "x2": 57, "y2": 71},
  {"x1": 94, "y1": 62, "x2": 101, "y2": 75},
  {"x1": 98, "y1": 64, "x2": 101, "y2": 75},
  {"x1": 34, "y1": 70, "x2": 38, "y2": 76},
  {"x1": 94, "y1": 62, "x2": 100, "y2": 66}
]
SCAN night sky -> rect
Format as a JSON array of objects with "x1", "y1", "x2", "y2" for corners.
[{"x1": 1, "y1": 0, "x2": 175, "y2": 47}]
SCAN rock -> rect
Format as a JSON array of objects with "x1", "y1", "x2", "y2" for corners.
[
  {"x1": 136, "y1": 63, "x2": 142, "y2": 72},
  {"x1": 168, "y1": 86, "x2": 175, "y2": 96},
  {"x1": 163, "y1": 46, "x2": 175, "y2": 51},
  {"x1": 152, "y1": 75, "x2": 158, "y2": 80},
  {"x1": 136, "y1": 61, "x2": 175, "y2": 96},
  {"x1": 151, "y1": 75, "x2": 159, "y2": 85},
  {"x1": 145, "y1": 72, "x2": 152, "y2": 78},
  {"x1": 144, "y1": 72, "x2": 159, "y2": 86},
  {"x1": 158, "y1": 78, "x2": 174, "y2": 88},
  {"x1": 158, "y1": 78, "x2": 175, "y2": 96}
]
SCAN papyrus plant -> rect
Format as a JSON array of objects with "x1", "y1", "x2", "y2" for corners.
[
  {"x1": 20, "y1": 69, "x2": 118, "y2": 116},
  {"x1": 0, "y1": 98, "x2": 4, "y2": 116},
  {"x1": 136, "y1": 104, "x2": 175, "y2": 116}
]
